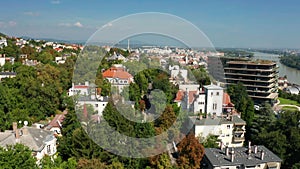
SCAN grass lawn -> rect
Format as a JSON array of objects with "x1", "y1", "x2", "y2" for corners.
[
  {"x1": 278, "y1": 97, "x2": 300, "y2": 106},
  {"x1": 282, "y1": 106, "x2": 299, "y2": 112}
]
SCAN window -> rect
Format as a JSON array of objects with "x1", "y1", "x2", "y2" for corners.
[
  {"x1": 211, "y1": 92, "x2": 213, "y2": 96},
  {"x1": 47, "y1": 145, "x2": 51, "y2": 154},
  {"x1": 227, "y1": 125, "x2": 230, "y2": 129},
  {"x1": 103, "y1": 104, "x2": 105, "y2": 106},
  {"x1": 217, "y1": 92, "x2": 219, "y2": 96},
  {"x1": 95, "y1": 104, "x2": 98, "y2": 107},
  {"x1": 226, "y1": 134, "x2": 230, "y2": 137},
  {"x1": 213, "y1": 103, "x2": 217, "y2": 110}
]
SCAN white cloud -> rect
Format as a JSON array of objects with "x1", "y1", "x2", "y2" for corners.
[
  {"x1": 101, "y1": 22, "x2": 113, "y2": 29},
  {"x1": 8, "y1": 21, "x2": 17, "y2": 27},
  {"x1": 58, "y1": 23, "x2": 72, "y2": 27},
  {"x1": 24, "y1": 11, "x2": 39, "y2": 16},
  {"x1": 0, "y1": 21, "x2": 17, "y2": 28},
  {"x1": 74, "y1": 22, "x2": 83, "y2": 28},
  {"x1": 58, "y1": 21, "x2": 84, "y2": 28},
  {"x1": 51, "y1": 0, "x2": 60, "y2": 4}
]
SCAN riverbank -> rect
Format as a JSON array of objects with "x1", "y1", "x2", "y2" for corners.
[{"x1": 252, "y1": 52, "x2": 300, "y2": 85}]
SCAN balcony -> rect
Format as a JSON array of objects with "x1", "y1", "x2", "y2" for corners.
[{"x1": 233, "y1": 136, "x2": 245, "y2": 142}]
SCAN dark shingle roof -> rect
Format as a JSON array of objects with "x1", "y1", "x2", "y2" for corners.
[{"x1": 205, "y1": 146, "x2": 282, "y2": 167}]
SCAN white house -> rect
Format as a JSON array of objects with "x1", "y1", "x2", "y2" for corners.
[
  {"x1": 190, "y1": 115, "x2": 246, "y2": 148},
  {"x1": 102, "y1": 64, "x2": 134, "y2": 93},
  {"x1": 0, "y1": 122, "x2": 57, "y2": 161},
  {"x1": 204, "y1": 84, "x2": 224, "y2": 116},
  {"x1": 175, "y1": 83, "x2": 228, "y2": 115},
  {"x1": 68, "y1": 81, "x2": 90, "y2": 96},
  {"x1": 70, "y1": 81, "x2": 108, "y2": 117},
  {"x1": 0, "y1": 37, "x2": 7, "y2": 48},
  {"x1": 169, "y1": 65, "x2": 188, "y2": 82}
]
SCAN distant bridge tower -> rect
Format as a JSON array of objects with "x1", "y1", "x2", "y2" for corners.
[{"x1": 127, "y1": 39, "x2": 130, "y2": 52}]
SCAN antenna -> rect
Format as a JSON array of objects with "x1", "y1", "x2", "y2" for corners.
[
  {"x1": 127, "y1": 39, "x2": 130, "y2": 51},
  {"x1": 24, "y1": 121, "x2": 28, "y2": 126}
]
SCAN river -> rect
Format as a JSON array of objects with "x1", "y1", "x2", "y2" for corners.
[{"x1": 252, "y1": 52, "x2": 300, "y2": 85}]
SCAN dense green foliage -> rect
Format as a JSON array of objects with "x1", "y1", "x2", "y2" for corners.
[
  {"x1": 0, "y1": 144, "x2": 37, "y2": 169},
  {"x1": 227, "y1": 83, "x2": 255, "y2": 125},
  {"x1": 280, "y1": 54, "x2": 300, "y2": 70}
]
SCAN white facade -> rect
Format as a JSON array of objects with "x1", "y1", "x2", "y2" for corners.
[
  {"x1": 77, "y1": 99, "x2": 108, "y2": 116},
  {"x1": 169, "y1": 65, "x2": 188, "y2": 82},
  {"x1": 0, "y1": 37, "x2": 7, "y2": 48},
  {"x1": 68, "y1": 82, "x2": 89, "y2": 96},
  {"x1": 193, "y1": 93, "x2": 206, "y2": 113},
  {"x1": 0, "y1": 57, "x2": 5, "y2": 66},
  {"x1": 193, "y1": 116, "x2": 245, "y2": 148},
  {"x1": 35, "y1": 135, "x2": 57, "y2": 160},
  {"x1": 204, "y1": 84, "x2": 224, "y2": 116}
]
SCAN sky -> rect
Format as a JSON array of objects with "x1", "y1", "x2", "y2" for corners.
[{"x1": 1, "y1": 0, "x2": 300, "y2": 48}]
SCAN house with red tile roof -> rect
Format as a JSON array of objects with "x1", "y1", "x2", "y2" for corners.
[
  {"x1": 45, "y1": 110, "x2": 67, "y2": 135},
  {"x1": 102, "y1": 64, "x2": 133, "y2": 92},
  {"x1": 68, "y1": 81, "x2": 90, "y2": 96},
  {"x1": 175, "y1": 83, "x2": 235, "y2": 115}
]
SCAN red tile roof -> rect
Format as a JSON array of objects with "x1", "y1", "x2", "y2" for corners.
[
  {"x1": 188, "y1": 91, "x2": 198, "y2": 104},
  {"x1": 102, "y1": 66, "x2": 133, "y2": 80},
  {"x1": 48, "y1": 110, "x2": 67, "y2": 128},
  {"x1": 74, "y1": 85, "x2": 88, "y2": 89},
  {"x1": 174, "y1": 90, "x2": 184, "y2": 102},
  {"x1": 223, "y1": 92, "x2": 234, "y2": 107},
  {"x1": 174, "y1": 90, "x2": 198, "y2": 104}
]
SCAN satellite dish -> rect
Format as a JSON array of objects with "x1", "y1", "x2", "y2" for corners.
[
  {"x1": 24, "y1": 121, "x2": 28, "y2": 126},
  {"x1": 19, "y1": 121, "x2": 22, "y2": 124}
]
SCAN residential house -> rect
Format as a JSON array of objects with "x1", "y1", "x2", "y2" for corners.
[
  {"x1": 174, "y1": 83, "x2": 231, "y2": 116},
  {"x1": 202, "y1": 145, "x2": 282, "y2": 169},
  {"x1": 190, "y1": 115, "x2": 246, "y2": 147},
  {"x1": 169, "y1": 65, "x2": 188, "y2": 83},
  {"x1": 45, "y1": 110, "x2": 67, "y2": 135},
  {"x1": 102, "y1": 64, "x2": 134, "y2": 93},
  {"x1": 0, "y1": 37, "x2": 7, "y2": 48},
  {"x1": 0, "y1": 122, "x2": 57, "y2": 161},
  {"x1": 68, "y1": 81, "x2": 90, "y2": 96},
  {"x1": 0, "y1": 72, "x2": 17, "y2": 81},
  {"x1": 69, "y1": 81, "x2": 108, "y2": 117}
]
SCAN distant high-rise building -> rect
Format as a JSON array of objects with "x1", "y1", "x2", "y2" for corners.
[{"x1": 223, "y1": 59, "x2": 278, "y2": 105}]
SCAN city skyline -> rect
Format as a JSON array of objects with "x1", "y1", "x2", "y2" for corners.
[{"x1": 1, "y1": 0, "x2": 300, "y2": 48}]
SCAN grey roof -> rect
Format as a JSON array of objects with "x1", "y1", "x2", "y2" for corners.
[
  {"x1": 190, "y1": 115, "x2": 245, "y2": 126},
  {"x1": 77, "y1": 95, "x2": 109, "y2": 102},
  {"x1": 285, "y1": 86, "x2": 300, "y2": 95},
  {"x1": 204, "y1": 84, "x2": 223, "y2": 90},
  {"x1": 0, "y1": 127, "x2": 55, "y2": 152},
  {"x1": 204, "y1": 146, "x2": 282, "y2": 167},
  {"x1": 0, "y1": 72, "x2": 16, "y2": 76}
]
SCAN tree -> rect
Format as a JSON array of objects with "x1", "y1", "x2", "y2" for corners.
[
  {"x1": 0, "y1": 144, "x2": 37, "y2": 169},
  {"x1": 41, "y1": 155, "x2": 77, "y2": 169},
  {"x1": 227, "y1": 83, "x2": 254, "y2": 126},
  {"x1": 201, "y1": 134, "x2": 219, "y2": 148},
  {"x1": 77, "y1": 158, "x2": 107, "y2": 169},
  {"x1": 149, "y1": 153, "x2": 173, "y2": 169},
  {"x1": 176, "y1": 133, "x2": 205, "y2": 169}
]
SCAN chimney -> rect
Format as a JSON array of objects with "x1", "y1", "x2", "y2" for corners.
[
  {"x1": 231, "y1": 148, "x2": 235, "y2": 162},
  {"x1": 21, "y1": 126, "x2": 29, "y2": 135},
  {"x1": 248, "y1": 141, "x2": 252, "y2": 154},
  {"x1": 13, "y1": 122, "x2": 20, "y2": 139},
  {"x1": 261, "y1": 150, "x2": 265, "y2": 160},
  {"x1": 226, "y1": 146, "x2": 229, "y2": 156},
  {"x1": 220, "y1": 142, "x2": 223, "y2": 150},
  {"x1": 85, "y1": 81, "x2": 89, "y2": 86},
  {"x1": 254, "y1": 145, "x2": 258, "y2": 154},
  {"x1": 199, "y1": 114, "x2": 203, "y2": 120}
]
